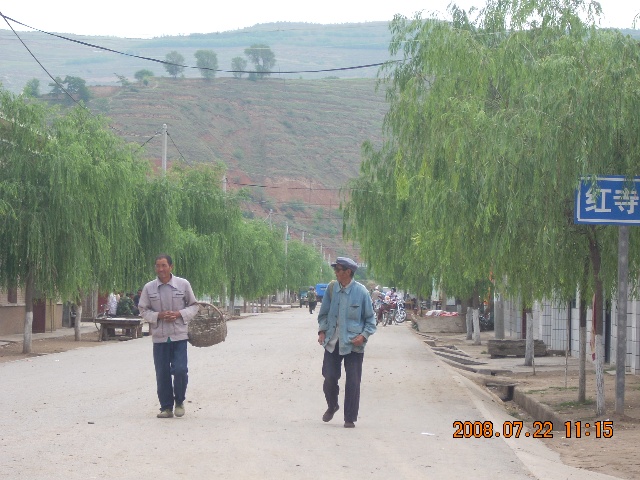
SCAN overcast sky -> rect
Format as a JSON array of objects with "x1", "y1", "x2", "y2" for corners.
[{"x1": 1, "y1": 1, "x2": 637, "y2": 38}]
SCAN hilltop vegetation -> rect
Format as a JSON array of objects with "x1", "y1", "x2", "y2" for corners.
[{"x1": 0, "y1": 22, "x2": 393, "y2": 93}]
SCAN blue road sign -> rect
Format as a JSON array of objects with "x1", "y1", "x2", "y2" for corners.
[{"x1": 575, "y1": 176, "x2": 640, "y2": 225}]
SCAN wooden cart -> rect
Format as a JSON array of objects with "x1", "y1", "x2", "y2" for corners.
[{"x1": 94, "y1": 316, "x2": 143, "y2": 341}]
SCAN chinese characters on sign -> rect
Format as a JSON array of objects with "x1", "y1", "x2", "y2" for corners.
[{"x1": 575, "y1": 176, "x2": 640, "y2": 225}]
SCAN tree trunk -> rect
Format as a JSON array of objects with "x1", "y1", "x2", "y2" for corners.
[
  {"x1": 588, "y1": 231, "x2": 606, "y2": 416},
  {"x1": 74, "y1": 303, "x2": 83, "y2": 341},
  {"x1": 579, "y1": 297, "x2": 587, "y2": 402},
  {"x1": 472, "y1": 309, "x2": 481, "y2": 345},
  {"x1": 22, "y1": 271, "x2": 35, "y2": 354},
  {"x1": 229, "y1": 281, "x2": 236, "y2": 315},
  {"x1": 524, "y1": 310, "x2": 534, "y2": 367},
  {"x1": 494, "y1": 293, "x2": 504, "y2": 340},
  {"x1": 472, "y1": 288, "x2": 480, "y2": 345},
  {"x1": 565, "y1": 302, "x2": 571, "y2": 389},
  {"x1": 466, "y1": 306, "x2": 473, "y2": 340}
]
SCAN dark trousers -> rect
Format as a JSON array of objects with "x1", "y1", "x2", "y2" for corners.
[
  {"x1": 322, "y1": 342, "x2": 364, "y2": 423},
  {"x1": 153, "y1": 340, "x2": 188, "y2": 411},
  {"x1": 309, "y1": 301, "x2": 317, "y2": 314}
]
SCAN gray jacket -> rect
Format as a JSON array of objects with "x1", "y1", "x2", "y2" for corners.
[{"x1": 138, "y1": 275, "x2": 199, "y2": 343}]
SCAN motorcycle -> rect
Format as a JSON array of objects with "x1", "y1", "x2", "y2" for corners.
[
  {"x1": 479, "y1": 312, "x2": 494, "y2": 331},
  {"x1": 380, "y1": 298, "x2": 407, "y2": 326}
]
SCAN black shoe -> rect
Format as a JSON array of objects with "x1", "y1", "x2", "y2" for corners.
[
  {"x1": 322, "y1": 405, "x2": 339, "y2": 422},
  {"x1": 344, "y1": 421, "x2": 355, "y2": 428}
]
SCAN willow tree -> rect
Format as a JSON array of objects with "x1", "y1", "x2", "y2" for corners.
[
  {"x1": 285, "y1": 239, "x2": 324, "y2": 293},
  {"x1": 344, "y1": 142, "x2": 427, "y2": 291},
  {"x1": 346, "y1": 0, "x2": 640, "y2": 415},
  {"x1": 0, "y1": 92, "x2": 148, "y2": 350},
  {"x1": 228, "y1": 220, "x2": 285, "y2": 311},
  {"x1": 165, "y1": 164, "x2": 241, "y2": 298}
]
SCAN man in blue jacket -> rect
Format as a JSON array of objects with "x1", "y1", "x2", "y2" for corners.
[{"x1": 317, "y1": 257, "x2": 376, "y2": 428}]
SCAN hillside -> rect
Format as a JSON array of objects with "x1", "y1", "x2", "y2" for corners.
[
  {"x1": 0, "y1": 21, "x2": 398, "y2": 260},
  {"x1": 90, "y1": 76, "x2": 388, "y2": 260},
  {"x1": 0, "y1": 22, "x2": 396, "y2": 260}
]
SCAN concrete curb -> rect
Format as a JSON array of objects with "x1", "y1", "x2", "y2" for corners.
[
  {"x1": 513, "y1": 388, "x2": 566, "y2": 430},
  {"x1": 435, "y1": 349, "x2": 566, "y2": 431}
]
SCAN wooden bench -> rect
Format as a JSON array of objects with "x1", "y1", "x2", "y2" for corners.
[{"x1": 95, "y1": 317, "x2": 143, "y2": 341}]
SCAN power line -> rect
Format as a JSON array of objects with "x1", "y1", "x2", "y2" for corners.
[
  {"x1": 230, "y1": 181, "x2": 340, "y2": 191},
  {"x1": 166, "y1": 131, "x2": 192, "y2": 166},
  {"x1": 1, "y1": 13, "x2": 398, "y2": 76},
  {"x1": 1, "y1": 12, "x2": 166, "y2": 144}
]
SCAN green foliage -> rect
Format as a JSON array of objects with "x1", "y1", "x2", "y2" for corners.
[
  {"x1": 285, "y1": 240, "x2": 324, "y2": 289},
  {"x1": 114, "y1": 74, "x2": 131, "y2": 88},
  {"x1": 231, "y1": 57, "x2": 247, "y2": 79},
  {"x1": 48, "y1": 76, "x2": 65, "y2": 97},
  {"x1": 0, "y1": 90, "x2": 147, "y2": 301},
  {"x1": 226, "y1": 220, "x2": 286, "y2": 302},
  {"x1": 134, "y1": 69, "x2": 154, "y2": 83},
  {"x1": 345, "y1": 0, "x2": 640, "y2": 305},
  {"x1": 22, "y1": 78, "x2": 40, "y2": 98},
  {"x1": 63, "y1": 75, "x2": 91, "y2": 103},
  {"x1": 164, "y1": 51, "x2": 185, "y2": 78},
  {"x1": 194, "y1": 49, "x2": 218, "y2": 80},
  {"x1": 244, "y1": 44, "x2": 276, "y2": 79},
  {"x1": 47, "y1": 75, "x2": 91, "y2": 103}
]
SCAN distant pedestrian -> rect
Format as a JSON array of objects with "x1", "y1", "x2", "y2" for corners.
[
  {"x1": 107, "y1": 292, "x2": 118, "y2": 317},
  {"x1": 138, "y1": 254, "x2": 199, "y2": 419},
  {"x1": 317, "y1": 257, "x2": 376, "y2": 428},
  {"x1": 308, "y1": 286, "x2": 317, "y2": 314}
]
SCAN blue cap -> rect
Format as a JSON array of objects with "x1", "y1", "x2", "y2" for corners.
[{"x1": 331, "y1": 256, "x2": 358, "y2": 273}]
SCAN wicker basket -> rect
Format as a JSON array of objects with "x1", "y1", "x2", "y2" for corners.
[{"x1": 188, "y1": 302, "x2": 227, "y2": 347}]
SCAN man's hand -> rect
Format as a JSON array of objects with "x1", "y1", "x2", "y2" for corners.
[
  {"x1": 318, "y1": 331, "x2": 326, "y2": 345},
  {"x1": 159, "y1": 310, "x2": 182, "y2": 322},
  {"x1": 352, "y1": 334, "x2": 365, "y2": 347}
]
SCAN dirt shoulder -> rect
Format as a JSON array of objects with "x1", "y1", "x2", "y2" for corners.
[
  {"x1": 0, "y1": 330, "x2": 105, "y2": 363},
  {"x1": 422, "y1": 329, "x2": 639, "y2": 480}
]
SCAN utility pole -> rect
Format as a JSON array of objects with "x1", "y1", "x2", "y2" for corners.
[
  {"x1": 162, "y1": 124, "x2": 167, "y2": 174},
  {"x1": 285, "y1": 222, "x2": 289, "y2": 303},
  {"x1": 222, "y1": 175, "x2": 228, "y2": 312}
]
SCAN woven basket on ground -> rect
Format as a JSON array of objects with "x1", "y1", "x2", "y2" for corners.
[{"x1": 188, "y1": 302, "x2": 227, "y2": 347}]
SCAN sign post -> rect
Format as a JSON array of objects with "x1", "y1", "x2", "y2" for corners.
[{"x1": 575, "y1": 176, "x2": 640, "y2": 415}]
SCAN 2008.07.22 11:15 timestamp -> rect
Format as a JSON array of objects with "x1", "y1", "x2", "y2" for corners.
[{"x1": 453, "y1": 420, "x2": 614, "y2": 439}]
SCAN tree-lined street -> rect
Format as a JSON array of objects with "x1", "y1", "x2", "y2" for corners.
[{"x1": 0, "y1": 309, "x2": 619, "y2": 479}]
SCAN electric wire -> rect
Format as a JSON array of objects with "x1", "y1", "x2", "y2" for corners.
[
  {"x1": 1, "y1": 12, "x2": 165, "y2": 145},
  {"x1": 1, "y1": 13, "x2": 397, "y2": 75},
  {"x1": 1, "y1": 11, "x2": 365, "y2": 248}
]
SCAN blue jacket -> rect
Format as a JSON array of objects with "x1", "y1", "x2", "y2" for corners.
[{"x1": 318, "y1": 279, "x2": 376, "y2": 355}]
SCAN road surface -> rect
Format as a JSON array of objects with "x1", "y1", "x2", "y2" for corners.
[{"x1": 0, "y1": 308, "x2": 620, "y2": 479}]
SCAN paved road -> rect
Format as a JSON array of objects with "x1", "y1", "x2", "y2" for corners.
[{"x1": 0, "y1": 308, "x2": 620, "y2": 479}]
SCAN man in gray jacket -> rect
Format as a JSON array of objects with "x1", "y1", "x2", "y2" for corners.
[
  {"x1": 317, "y1": 257, "x2": 376, "y2": 428},
  {"x1": 138, "y1": 254, "x2": 199, "y2": 418}
]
